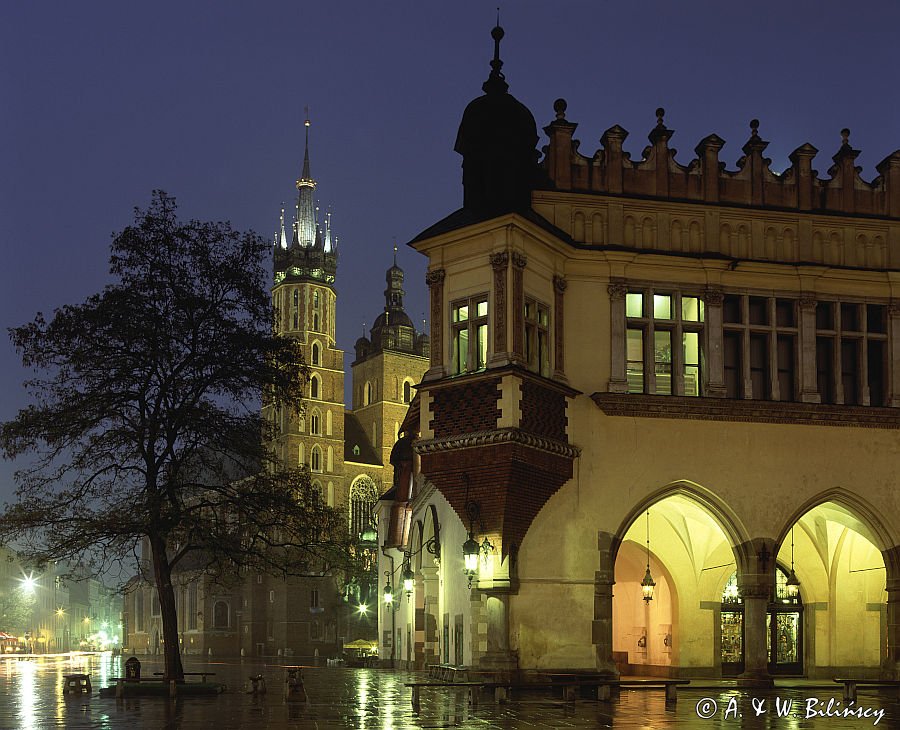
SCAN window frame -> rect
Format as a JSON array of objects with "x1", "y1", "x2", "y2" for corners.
[{"x1": 451, "y1": 295, "x2": 489, "y2": 375}]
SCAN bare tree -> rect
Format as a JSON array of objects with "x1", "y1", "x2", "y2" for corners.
[{"x1": 0, "y1": 191, "x2": 355, "y2": 679}]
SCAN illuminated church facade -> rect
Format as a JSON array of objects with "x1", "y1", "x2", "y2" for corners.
[{"x1": 378, "y1": 25, "x2": 900, "y2": 683}]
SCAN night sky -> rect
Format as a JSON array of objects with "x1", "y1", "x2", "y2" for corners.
[{"x1": 2, "y1": 1, "x2": 898, "y2": 504}]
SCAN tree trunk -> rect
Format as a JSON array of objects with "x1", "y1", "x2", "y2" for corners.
[{"x1": 150, "y1": 534, "x2": 184, "y2": 681}]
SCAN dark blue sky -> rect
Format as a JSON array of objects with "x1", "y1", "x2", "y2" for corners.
[{"x1": 2, "y1": 1, "x2": 899, "y2": 503}]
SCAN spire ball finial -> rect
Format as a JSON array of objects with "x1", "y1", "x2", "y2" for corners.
[
  {"x1": 841, "y1": 127, "x2": 851, "y2": 145},
  {"x1": 656, "y1": 107, "x2": 665, "y2": 126},
  {"x1": 750, "y1": 119, "x2": 760, "y2": 136},
  {"x1": 553, "y1": 98, "x2": 567, "y2": 120}
]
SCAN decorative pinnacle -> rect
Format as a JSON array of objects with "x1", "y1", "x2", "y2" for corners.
[
  {"x1": 553, "y1": 98, "x2": 567, "y2": 120},
  {"x1": 841, "y1": 127, "x2": 851, "y2": 146},
  {"x1": 750, "y1": 118, "x2": 760, "y2": 137},
  {"x1": 655, "y1": 107, "x2": 665, "y2": 127}
]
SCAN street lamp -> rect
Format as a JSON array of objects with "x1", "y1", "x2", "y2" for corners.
[
  {"x1": 785, "y1": 526, "x2": 801, "y2": 599},
  {"x1": 401, "y1": 561, "x2": 414, "y2": 600}
]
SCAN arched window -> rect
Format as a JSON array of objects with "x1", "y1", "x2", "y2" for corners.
[
  {"x1": 311, "y1": 411, "x2": 320, "y2": 435},
  {"x1": 326, "y1": 446, "x2": 333, "y2": 472},
  {"x1": 310, "y1": 375, "x2": 319, "y2": 399},
  {"x1": 365, "y1": 382, "x2": 373, "y2": 406},
  {"x1": 312, "y1": 342, "x2": 320, "y2": 366},
  {"x1": 313, "y1": 313, "x2": 319, "y2": 331},
  {"x1": 292, "y1": 290, "x2": 299, "y2": 330},
  {"x1": 213, "y1": 600, "x2": 229, "y2": 629},
  {"x1": 313, "y1": 291, "x2": 320, "y2": 309},
  {"x1": 311, "y1": 446, "x2": 321, "y2": 472},
  {"x1": 349, "y1": 476, "x2": 380, "y2": 537},
  {"x1": 403, "y1": 381, "x2": 412, "y2": 403},
  {"x1": 326, "y1": 410, "x2": 333, "y2": 436}
]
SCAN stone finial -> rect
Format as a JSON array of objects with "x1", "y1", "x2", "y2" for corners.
[
  {"x1": 750, "y1": 119, "x2": 760, "y2": 137},
  {"x1": 554, "y1": 98, "x2": 567, "y2": 121},
  {"x1": 648, "y1": 107, "x2": 672, "y2": 145},
  {"x1": 656, "y1": 107, "x2": 665, "y2": 127},
  {"x1": 841, "y1": 128, "x2": 851, "y2": 146},
  {"x1": 742, "y1": 119, "x2": 768, "y2": 155}
]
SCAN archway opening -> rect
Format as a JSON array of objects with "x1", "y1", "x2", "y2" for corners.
[
  {"x1": 776, "y1": 500, "x2": 886, "y2": 678},
  {"x1": 613, "y1": 494, "x2": 738, "y2": 677}
]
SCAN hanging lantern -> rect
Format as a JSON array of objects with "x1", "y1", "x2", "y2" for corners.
[
  {"x1": 383, "y1": 582, "x2": 394, "y2": 606},
  {"x1": 401, "y1": 562, "x2": 415, "y2": 597},
  {"x1": 642, "y1": 510, "x2": 655, "y2": 603},
  {"x1": 462, "y1": 534, "x2": 479, "y2": 587},
  {"x1": 786, "y1": 526, "x2": 801, "y2": 599}
]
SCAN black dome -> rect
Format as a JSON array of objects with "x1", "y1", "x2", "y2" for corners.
[{"x1": 373, "y1": 310, "x2": 414, "y2": 330}]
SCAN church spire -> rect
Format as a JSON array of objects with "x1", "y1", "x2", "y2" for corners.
[{"x1": 294, "y1": 113, "x2": 317, "y2": 248}]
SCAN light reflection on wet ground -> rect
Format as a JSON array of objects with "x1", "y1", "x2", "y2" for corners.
[{"x1": 1, "y1": 655, "x2": 896, "y2": 728}]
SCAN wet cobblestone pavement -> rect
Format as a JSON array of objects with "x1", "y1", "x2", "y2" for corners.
[{"x1": 1, "y1": 654, "x2": 896, "y2": 728}]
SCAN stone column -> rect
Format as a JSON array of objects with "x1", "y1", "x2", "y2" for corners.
[
  {"x1": 421, "y1": 565, "x2": 440, "y2": 667},
  {"x1": 511, "y1": 253, "x2": 527, "y2": 364},
  {"x1": 703, "y1": 289, "x2": 726, "y2": 397},
  {"x1": 799, "y1": 295, "x2": 821, "y2": 403},
  {"x1": 424, "y1": 269, "x2": 446, "y2": 381},
  {"x1": 489, "y1": 252, "x2": 509, "y2": 367},
  {"x1": 606, "y1": 282, "x2": 627, "y2": 393},
  {"x1": 882, "y1": 547, "x2": 900, "y2": 677},
  {"x1": 477, "y1": 591, "x2": 518, "y2": 677},
  {"x1": 738, "y1": 548, "x2": 774, "y2": 688},
  {"x1": 888, "y1": 303, "x2": 900, "y2": 407},
  {"x1": 592, "y1": 531, "x2": 619, "y2": 677},
  {"x1": 553, "y1": 275, "x2": 568, "y2": 380}
]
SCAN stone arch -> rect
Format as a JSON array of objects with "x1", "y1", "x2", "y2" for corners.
[
  {"x1": 719, "y1": 223, "x2": 731, "y2": 254},
  {"x1": 573, "y1": 211, "x2": 585, "y2": 241},
  {"x1": 624, "y1": 216, "x2": 636, "y2": 247},
  {"x1": 612, "y1": 480, "x2": 753, "y2": 574},
  {"x1": 689, "y1": 221, "x2": 702, "y2": 252},
  {"x1": 781, "y1": 227, "x2": 796, "y2": 261},
  {"x1": 773, "y1": 487, "x2": 898, "y2": 579},
  {"x1": 591, "y1": 213, "x2": 605, "y2": 244},
  {"x1": 670, "y1": 219, "x2": 684, "y2": 252},
  {"x1": 764, "y1": 226, "x2": 777, "y2": 260}
]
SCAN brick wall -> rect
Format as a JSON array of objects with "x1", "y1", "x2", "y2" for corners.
[
  {"x1": 520, "y1": 379, "x2": 567, "y2": 441},
  {"x1": 430, "y1": 378, "x2": 501, "y2": 438}
]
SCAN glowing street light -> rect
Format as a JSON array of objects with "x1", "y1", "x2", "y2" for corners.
[{"x1": 19, "y1": 572, "x2": 37, "y2": 594}]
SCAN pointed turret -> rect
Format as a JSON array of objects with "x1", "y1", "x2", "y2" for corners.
[
  {"x1": 279, "y1": 204, "x2": 288, "y2": 249},
  {"x1": 294, "y1": 116, "x2": 317, "y2": 248}
]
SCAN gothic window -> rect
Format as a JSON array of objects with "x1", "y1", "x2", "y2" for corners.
[
  {"x1": 313, "y1": 291, "x2": 320, "y2": 309},
  {"x1": 310, "y1": 375, "x2": 319, "y2": 400},
  {"x1": 365, "y1": 382, "x2": 373, "y2": 406},
  {"x1": 311, "y1": 447, "x2": 321, "y2": 472},
  {"x1": 626, "y1": 290, "x2": 704, "y2": 395},
  {"x1": 524, "y1": 298, "x2": 550, "y2": 376},
  {"x1": 403, "y1": 380, "x2": 412, "y2": 403},
  {"x1": 311, "y1": 411, "x2": 320, "y2": 435},
  {"x1": 310, "y1": 588, "x2": 320, "y2": 608},
  {"x1": 212, "y1": 600, "x2": 229, "y2": 629},
  {"x1": 723, "y1": 295, "x2": 797, "y2": 401},
  {"x1": 135, "y1": 590, "x2": 145, "y2": 631},
  {"x1": 326, "y1": 409, "x2": 332, "y2": 435},
  {"x1": 292, "y1": 289, "x2": 299, "y2": 330},
  {"x1": 349, "y1": 476, "x2": 379, "y2": 538},
  {"x1": 312, "y1": 342, "x2": 320, "y2": 365},
  {"x1": 313, "y1": 313, "x2": 319, "y2": 331},
  {"x1": 451, "y1": 297, "x2": 488, "y2": 374}
]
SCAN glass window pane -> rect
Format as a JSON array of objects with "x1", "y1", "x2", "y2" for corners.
[
  {"x1": 476, "y1": 300, "x2": 488, "y2": 318},
  {"x1": 476, "y1": 323, "x2": 488, "y2": 369},
  {"x1": 654, "y1": 331, "x2": 672, "y2": 394},
  {"x1": 626, "y1": 329, "x2": 643, "y2": 393},
  {"x1": 539, "y1": 306, "x2": 549, "y2": 327},
  {"x1": 653, "y1": 294, "x2": 671, "y2": 320},
  {"x1": 683, "y1": 332, "x2": 700, "y2": 397},
  {"x1": 454, "y1": 304, "x2": 468, "y2": 322},
  {"x1": 682, "y1": 296, "x2": 703, "y2": 322},
  {"x1": 626, "y1": 292, "x2": 643, "y2": 318},
  {"x1": 454, "y1": 329, "x2": 468, "y2": 373}
]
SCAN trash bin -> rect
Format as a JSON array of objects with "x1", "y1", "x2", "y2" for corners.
[{"x1": 125, "y1": 656, "x2": 141, "y2": 681}]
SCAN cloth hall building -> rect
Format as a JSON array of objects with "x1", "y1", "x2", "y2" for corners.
[{"x1": 378, "y1": 25, "x2": 900, "y2": 684}]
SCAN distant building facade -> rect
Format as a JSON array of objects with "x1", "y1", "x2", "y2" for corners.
[
  {"x1": 378, "y1": 25, "x2": 900, "y2": 683},
  {"x1": 123, "y1": 120, "x2": 429, "y2": 659}
]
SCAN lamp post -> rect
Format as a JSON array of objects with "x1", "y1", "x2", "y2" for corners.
[{"x1": 785, "y1": 527, "x2": 801, "y2": 599}]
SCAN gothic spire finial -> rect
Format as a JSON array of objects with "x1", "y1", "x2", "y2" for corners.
[
  {"x1": 302, "y1": 110, "x2": 312, "y2": 181},
  {"x1": 393, "y1": 237, "x2": 398, "y2": 267},
  {"x1": 279, "y1": 203, "x2": 287, "y2": 249},
  {"x1": 483, "y1": 17, "x2": 508, "y2": 94}
]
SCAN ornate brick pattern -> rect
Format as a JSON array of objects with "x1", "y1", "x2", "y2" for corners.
[
  {"x1": 429, "y1": 379, "x2": 501, "y2": 438},
  {"x1": 520, "y1": 379, "x2": 567, "y2": 441}
]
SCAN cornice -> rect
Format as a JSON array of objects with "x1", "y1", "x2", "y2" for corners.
[
  {"x1": 591, "y1": 392, "x2": 900, "y2": 429},
  {"x1": 415, "y1": 427, "x2": 581, "y2": 459}
]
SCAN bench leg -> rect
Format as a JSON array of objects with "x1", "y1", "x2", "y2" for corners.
[
  {"x1": 665, "y1": 685, "x2": 677, "y2": 703},
  {"x1": 411, "y1": 686, "x2": 420, "y2": 713},
  {"x1": 469, "y1": 687, "x2": 478, "y2": 707},
  {"x1": 564, "y1": 685, "x2": 576, "y2": 702},
  {"x1": 494, "y1": 686, "x2": 508, "y2": 704},
  {"x1": 843, "y1": 682, "x2": 856, "y2": 702},
  {"x1": 597, "y1": 684, "x2": 611, "y2": 702}
]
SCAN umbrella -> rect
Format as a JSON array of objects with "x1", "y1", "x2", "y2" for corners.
[{"x1": 343, "y1": 639, "x2": 378, "y2": 650}]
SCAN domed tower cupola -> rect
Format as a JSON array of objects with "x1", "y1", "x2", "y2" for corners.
[{"x1": 454, "y1": 23, "x2": 541, "y2": 216}]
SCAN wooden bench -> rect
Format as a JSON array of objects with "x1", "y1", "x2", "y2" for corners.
[
  {"x1": 405, "y1": 681, "x2": 484, "y2": 713},
  {"x1": 109, "y1": 676, "x2": 168, "y2": 699},
  {"x1": 619, "y1": 679, "x2": 691, "y2": 703},
  {"x1": 427, "y1": 664, "x2": 469, "y2": 682},
  {"x1": 153, "y1": 671, "x2": 217, "y2": 683},
  {"x1": 834, "y1": 677, "x2": 900, "y2": 702},
  {"x1": 62, "y1": 673, "x2": 92, "y2": 695}
]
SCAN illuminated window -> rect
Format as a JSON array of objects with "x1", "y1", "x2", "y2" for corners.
[
  {"x1": 626, "y1": 290, "x2": 704, "y2": 396},
  {"x1": 524, "y1": 298, "x2": 550, "y2": 376},
  {"x1": 451, "y1": 297, "x2": 488, "y2": 374}
]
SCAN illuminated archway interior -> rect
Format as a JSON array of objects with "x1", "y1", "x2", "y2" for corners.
[{"x1": 613, "y1": 495, "x2": 735, "y2": 674}]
